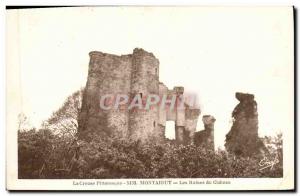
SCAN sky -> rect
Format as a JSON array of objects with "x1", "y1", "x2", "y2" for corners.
[{"x1": 8, "y1": 7, "x2": 294, "y2": 148}]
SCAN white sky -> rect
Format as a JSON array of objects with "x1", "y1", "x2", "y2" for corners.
[{"x1": 8, "y1": 7, "x2": 294, "y2": 148}]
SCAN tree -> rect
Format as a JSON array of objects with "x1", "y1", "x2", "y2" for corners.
[
  {"x1": 18, "y1": 112, "x2": 33, "y2": 132},
  {"x1": 42, "y1": 88, "x2": 84, "y2": 138}
]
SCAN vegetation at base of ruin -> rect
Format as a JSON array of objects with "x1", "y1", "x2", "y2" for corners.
[
  {"x1": 18, "y1": 129, "x2": 283, "y2": 179},
  {"x1": 18, "y1": 89, "x2": 283, "y2": 179}
]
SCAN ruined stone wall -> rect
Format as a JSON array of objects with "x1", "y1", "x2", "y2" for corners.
[
  {"x1": 194, "y1": 115, "x2": 215, "y2": 150},
  {"x1": 158, "y1": 83, "x2": 168, "y2": 127},
  {"x1": 157, "y1": 84, "x2": 200, "y2": 144},
  {"x1": 185, "y1": 107, "x2": 201, "y2": 144}
]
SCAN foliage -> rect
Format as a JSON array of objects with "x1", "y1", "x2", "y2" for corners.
[
  {"x1": 41, "y1": 88, "x2": 83, "y2": 138},
  {"x1": 18, "y1": 130, "x2": 283, "y2": 179},
  {"x1": 18, "y1": 113, "x2": 33, "y2": 132},
  {"x1": 18, "y1": 129, "x2": 77, "y2": 178}
]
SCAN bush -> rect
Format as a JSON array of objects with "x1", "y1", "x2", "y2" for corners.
[
  {"x1": 18, "y1": 131, "x2": 283, "y2": 179},
  {"x1": 18, "y1": 129, "x2": 76, "y2": 178}
]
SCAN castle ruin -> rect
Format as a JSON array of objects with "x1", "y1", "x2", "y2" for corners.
[{"x1": 78, "y1": 48, "x2": 201, "y2": 144}]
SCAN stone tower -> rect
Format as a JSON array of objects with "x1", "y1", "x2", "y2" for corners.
[
  {"x1": 128, "y1": 48, "x2": 161, "y2": 142},
  {"x1": 78, "y1": 50, "x2": 133, "y2": 140}
]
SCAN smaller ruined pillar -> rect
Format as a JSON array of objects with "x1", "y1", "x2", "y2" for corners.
[
  {"x1": 184, "y1": 106, "x2": 201, "y2": 145},
  {"x1": 225, "y1": 92, "x2": 265, "y2": 156},
  {"x1": 194, "y1": 115, "x2": 215, "y2": 150},
  {"x1": 174, "y1": 87, "x2": 185, "y2": 145},
  {"x1": 203, "y1": 115, "x2": 215, "y2": 149}
]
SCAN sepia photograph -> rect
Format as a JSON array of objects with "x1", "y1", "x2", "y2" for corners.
[{"x1": 5, "y1": 6, "x2": 294, "y2": 191}]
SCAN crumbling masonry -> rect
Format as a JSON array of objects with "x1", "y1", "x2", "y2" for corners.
[
  {"x1": 194, "y1": 115, "x2": 215, "y2": 150},
  {"x1": 225, "y1": 92, "x2": 266, "y2": 156},
  {"x1": 78, "y1": 48, "x2": 201, "y2": 144}
]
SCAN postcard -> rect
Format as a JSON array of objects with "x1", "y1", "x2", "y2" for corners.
[{"x1": 6, "y1": 6, "x2": 294, "y2": 191}]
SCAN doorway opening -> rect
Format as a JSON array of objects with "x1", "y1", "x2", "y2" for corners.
[{"x1": 165, "y1": 121, "x2": 176, "y2": 140}]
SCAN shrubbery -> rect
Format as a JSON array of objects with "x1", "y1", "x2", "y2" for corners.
[{"x1": 18, "y1": 129, "x2": 283, "y2": 179}]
